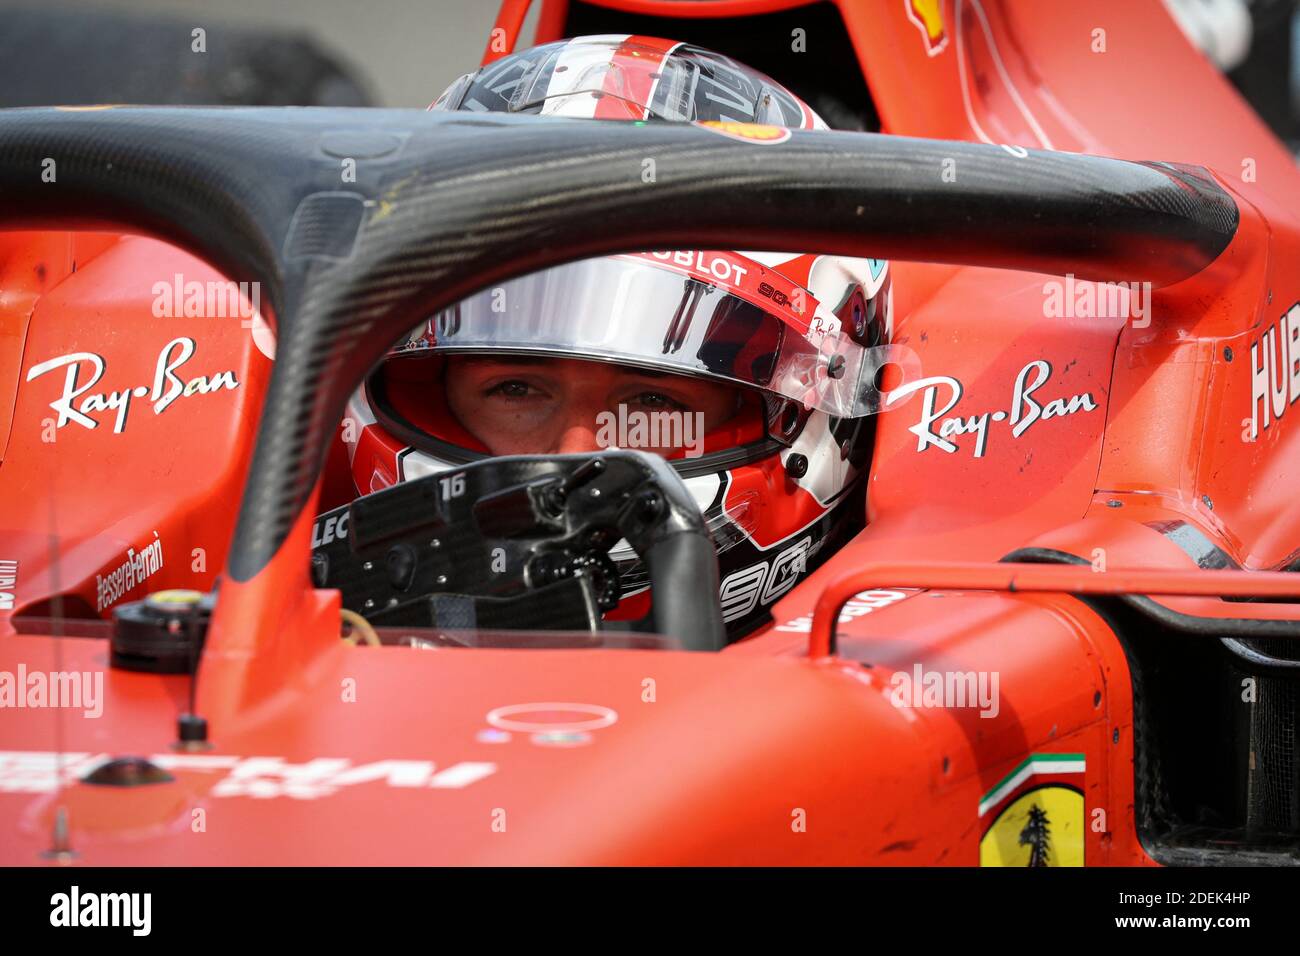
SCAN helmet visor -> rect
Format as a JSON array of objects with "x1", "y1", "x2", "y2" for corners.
[
  {"x1": 392, "y1": 254, "x2": 910, "y2": 418},
  {"x1": 433, "y1": 37, "x2": 812, "y2": 127}
]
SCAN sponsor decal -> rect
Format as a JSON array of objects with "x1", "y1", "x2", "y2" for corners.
[
  {"x1": 776, "y1": 588, "x2": 915, "y2": 633},
  {"x1": 623, "y1": 249, "x2": 818, "y2": 333},
  {"x1": 1248, "y1": 302, "x2": 1300, "y2": 440},
  {"x1": 95, "y1": 532, "x2": 164, "y2": 613},
  {"x1": 906, "y1": 0, "x2": 949, "y2": 56},
  {"x1": 631, "y1": 250, "x2": 751, "y2": 285},
  {"x1": 483, "y1": 704, "x2": 613, "y2": 748},
  {"x1": 485, "y1": 703, "x2": 618, "y2": 733},
  {"x1": 693, "y1": 119, "x2": 793, "y2": 145},
  {"x1": 979, "y1": 753, "x2": 1086, "y2": 867},
  {"x1": 26, "y1": 337, "x2": 240, "y2": 434},
  {"x1": 0, "y1": 751, "x2": 495, "y2": 798},
  {"x1": 531, "y1": 731, "x2": 594, "y2": 748},
  {"x1": 886, "y1": 359, "x2": 1098, "y2": 458},
  {"x1": 0, "y1": 559, "x2": 17, "y2": 611}
]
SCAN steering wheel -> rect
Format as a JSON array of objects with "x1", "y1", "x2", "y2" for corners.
[{"x1": 309, "y1": 449, "x2": 727, "y2": 652}]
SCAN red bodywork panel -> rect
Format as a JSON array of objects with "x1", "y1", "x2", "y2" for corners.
[{"x1": 3, "y1": 0, "x2": 1300, "y2": 865}]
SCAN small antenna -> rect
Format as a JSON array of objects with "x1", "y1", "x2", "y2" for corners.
[
  {"x1": 175, "y1": 592, "x2": 210, "y2": 749},
  {"x1": 40, "y1": 805, "x2": 76, "y2": 863}
]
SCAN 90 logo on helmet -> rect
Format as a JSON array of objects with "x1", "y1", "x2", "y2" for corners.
[{"x1": 719, "y1": 536, "x2": 812, "y2": 623}]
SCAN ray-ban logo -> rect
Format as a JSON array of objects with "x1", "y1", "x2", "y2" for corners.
[{"x1": 25, "y1": 337, "x2": 240, "y2": 434}]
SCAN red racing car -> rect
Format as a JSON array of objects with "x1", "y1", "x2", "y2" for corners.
[{"x1": 1, "y1": 0, "x2": 1299, "y2": 868}]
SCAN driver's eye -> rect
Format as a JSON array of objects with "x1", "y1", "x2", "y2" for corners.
[
  {"x1": 629, "y1": 391, "x2": 686, "y2": 411},
  {"x1": 486, "y1": 379, "x2": 537, "y2": 400}
]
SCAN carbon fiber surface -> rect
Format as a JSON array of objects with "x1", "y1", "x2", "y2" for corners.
[{"x1": 0, "y1": 107, "x2": 1240, "y2": 577}]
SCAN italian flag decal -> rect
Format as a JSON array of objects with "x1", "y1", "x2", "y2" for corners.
[{"x1": 978, "y1": 753, "x2": 1086, "y2": 867}]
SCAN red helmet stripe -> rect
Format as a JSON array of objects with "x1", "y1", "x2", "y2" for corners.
[
  {"x1": 616, "y1": 250, "x2": 818, "y2": 334},
  {"x1": 595, "y1": 35, "x2": 684, "y2": 120}
]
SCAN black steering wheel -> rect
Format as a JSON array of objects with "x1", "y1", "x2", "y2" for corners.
[{"x1": 309, "y1": 449, "x2": 727, "y2": 652}]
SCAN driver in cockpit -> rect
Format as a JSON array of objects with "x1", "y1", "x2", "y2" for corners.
[{"x1": 326, "y1": 35, "x2": 892, "y2": 641}]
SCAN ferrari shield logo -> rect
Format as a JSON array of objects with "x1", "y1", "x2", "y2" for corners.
[
  {"x1": 978, "y1": 753, "x2": 1085, "y2": 866},
  {"x1": 906, "y1": 0, "x2": 949, "y2": 56}
]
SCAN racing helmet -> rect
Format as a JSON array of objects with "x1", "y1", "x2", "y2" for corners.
[{"x1": 346, "y1": 36, "x2": 894, "y2": 640}]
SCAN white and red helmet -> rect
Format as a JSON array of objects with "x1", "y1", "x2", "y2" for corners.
[{"x1": 345, "y1": 36, "x2": 895, "y2": 640}]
